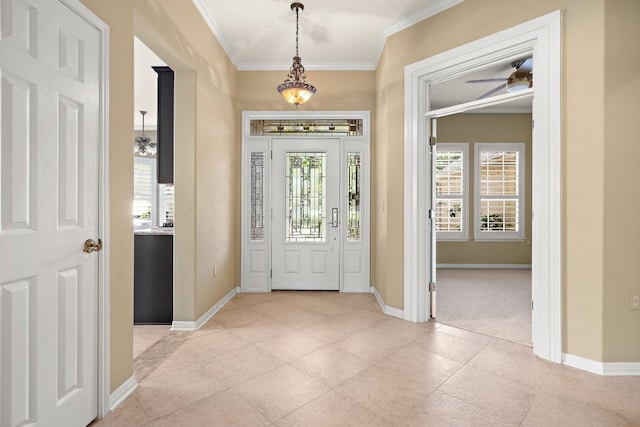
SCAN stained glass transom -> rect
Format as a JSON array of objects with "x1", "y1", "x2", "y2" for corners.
[
  {"x1": 285, "y1": 152, "x2": 326, "y2": 242},
  {"x1": 347, "y1": 152, "x2": 361, "y2": 241},
  {"x1": 250, "y1": 152, "x2": 265, "y2": 240},
  {"x1": 250, "y1": 119, "x2": 363, "y2": 136}
]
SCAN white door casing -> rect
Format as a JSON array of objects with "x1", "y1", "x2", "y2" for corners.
[
  {"x1": 241, "y1": 111, "x2": 370, "y2": 294},
  {"x1": 0, "y1": 0, "x2": 108, "y2": 425},
  {"x1": 403, "y1": 11, "x2": 561, "y2": 362},
  {"x1": 272, "y1": 138, "x2": 340, "y2": 290}
]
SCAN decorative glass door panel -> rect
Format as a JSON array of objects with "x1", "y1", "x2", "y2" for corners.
[
  {"x1": 272, "y1": 139, "x2": 340, "y2": 290},
  {"x1": 285, "y1": 153, "x2": 326, "y2": 242}
]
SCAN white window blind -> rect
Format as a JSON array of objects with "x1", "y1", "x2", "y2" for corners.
[
  {"x1": 159, "y1": 184, "x2": 174, "y2": 225},
  {"x1": 435, "y1": 143, "x2": 468, "y2": 241},
  {"x1": 133, "y1": 156, "x2": 157, "y2": 229},
  {"x1": 474, "y1": 143, "x2": 525, "y2": 240}
]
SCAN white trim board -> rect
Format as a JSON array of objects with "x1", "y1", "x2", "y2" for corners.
[
  {"x1": 403, "y1": 10, "x2": 562, "y2": 364},
  {"x1": 563, "y1": 354, "x2": 640, "y2": 377},
  {"x1": 371, "y1": 287, "x2": 405, "y2": 319},
  {"x1": 171, "y1": 287, "x2": 239, "y2": 331},
  {"x1": 437, "y1": 264, "x2": 532, "y2": 269},
  {"x1": 108, "y1": 376, "x2": 137, "y2": 412}
]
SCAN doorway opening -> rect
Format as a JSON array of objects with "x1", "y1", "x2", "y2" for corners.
[{"x1": 403, "y1": 11, "x2": 561, "y2": 362}]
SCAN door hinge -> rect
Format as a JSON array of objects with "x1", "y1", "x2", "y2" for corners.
[
  {"x1": 429, "y1": 136, "x2": 437, "y2": 146},
  {"x1": 531, "y1": 300, "x2": 534, "y2": 311},
  {"x1": 270, "y1": 269, "x2": 272, "y2": 278},
  {"x1": 270, "y1": 150, "x2": 273, "y2": 159},
  {"x1": 429, "y1": 281, "x2": 436, "y2": 292},
  {"x1": 532, "y1": 120, "x2": 535, "y2": 129},
  {"x1": 428, "y1": 209, "x2": 433, "y2": 219}
]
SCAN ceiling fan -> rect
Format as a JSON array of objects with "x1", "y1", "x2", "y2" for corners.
[{"x1": 466, "y1": 58, "x2": 533, "y2": 99}]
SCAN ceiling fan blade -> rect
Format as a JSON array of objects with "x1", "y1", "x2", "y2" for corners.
[
  {"x1": 466, "y1": 78, "x2": 508, "y2": 83},
  {"x1": 518, "y1": 58, "x2": 533, "y2": 72},
  {"x1": 477, "y1": 84, "x2": 506, "y2": 99}
]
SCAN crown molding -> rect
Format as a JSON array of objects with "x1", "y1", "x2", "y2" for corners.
[
  {"x1": 384, "y1": 0, "x2": 465, "y2": 37},
  {"x1": 191, "y1": 0, "x2": 240, "y2": 69},
  {"x1": 238, "y1": 62, "x2": 376, "y2": 72}
]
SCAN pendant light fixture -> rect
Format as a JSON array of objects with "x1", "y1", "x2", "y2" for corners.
[
  {"x1": 277, "y1": 3, "x2": 316, "y2": 107},
  {"x1": 134, "y1": 110, "x2": 157, "y2": 156}
]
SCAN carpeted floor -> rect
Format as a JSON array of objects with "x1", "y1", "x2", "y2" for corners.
[{"x1": 435, "y1": 269, "x2": 532, "y2": 346}]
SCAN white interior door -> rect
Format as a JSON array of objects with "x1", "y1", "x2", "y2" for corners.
[
  {"x1": 0, "y1": 0, "x2": 101, "y2": 425},
  {"x1": 272, "y1": 138, "x2": 340, "y2": 290},
  {"x1": 429, "y1": 118, "x2": 437, "y2": 317}
]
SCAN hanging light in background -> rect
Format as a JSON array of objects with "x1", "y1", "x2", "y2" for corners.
[
  {"x1": 134, "y1": 110, "x2": 157, "y2": 155},
  {"x1": 277, "y1": 3, "x2": 316, "y2": 107}
]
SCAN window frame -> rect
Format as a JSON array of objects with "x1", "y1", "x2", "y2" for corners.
[
  {"x1": 133, "y1": 155, "x2": 158, "y2": 230},
  {"x1": 474, "y1": 142, "x2": 525, "y2": 241},
  {"x1": 435, "y1": 142, "x2": 469, "y2": 241}
]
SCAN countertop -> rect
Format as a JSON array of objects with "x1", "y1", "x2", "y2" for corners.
[{"x1": 134, "y1": 227, "x2": 174, "y2": 236}]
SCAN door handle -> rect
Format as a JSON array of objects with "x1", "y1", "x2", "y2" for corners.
[
  {"x1": 83, "y1": 238, "x2": 103, "y2": 253},
  {"x1": 331, "y1": 208, "x2": 338, "y2": 227}
]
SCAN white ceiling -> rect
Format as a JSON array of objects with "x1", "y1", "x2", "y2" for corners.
[
  {"x1": 193, "y1": 0, "x2": 465, "y2": 70},
  {"x1": 134, "y1": 0, "x2": 531, "y2": 128}
]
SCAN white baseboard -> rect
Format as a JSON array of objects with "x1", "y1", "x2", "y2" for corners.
[
  {"x1": 109, "y1": 376, "x2": 137, "y2": 412},
  {"x1": 370, "y1": 286, "x2": 404, "y2": 319},
  {"x1": 171, "y1": 287, "x2": 239, "y2": 331},
  {"x1": 437, "y1": 263, "x2": 532, "y2": 269},
  {"x1": 562, "y1": 353, "x2": 640, "y2": 376}
]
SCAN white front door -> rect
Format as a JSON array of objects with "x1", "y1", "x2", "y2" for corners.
[
  {"x1": 272, "y1": 138, "x2": 340, "y2": 290},
  {"x1": 0, "y1": 0, "x2": 101, "y2": 425}
]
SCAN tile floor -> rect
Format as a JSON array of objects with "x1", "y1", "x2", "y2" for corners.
[{"x1": 92, "y1": 292, "x2": 640, "y2": 426}]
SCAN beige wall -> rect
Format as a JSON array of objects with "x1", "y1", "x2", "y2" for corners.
[
  {"x1": 80, "y1": 0, "x2": 135, "y2": 394},
  {"x1": 132, "y1": 1, "x2": 239, "y2": 323},
  {"x1": 436, "y1": 114, "x2": 532, "y2": 265},
  {"x1": 375, "y1": 0, "x2": 640, "y2": 362},
  {"x1": 602, "y1": 0, "x2": 640, "y2": 361}
]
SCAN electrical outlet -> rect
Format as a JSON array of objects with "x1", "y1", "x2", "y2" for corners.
[{"x1": 631, "y1": 293, "x2": 640, "y2": 310}]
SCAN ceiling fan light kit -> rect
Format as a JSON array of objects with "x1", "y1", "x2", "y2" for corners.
[
  {"x1": 134, "y1": 110, "x2": 157, "y2": 156},
  {"x1": 466, "y1": 57, "x2": 533, "y2": 99},
  {"x1": 277, "y1": 2, "x2": 317, "y2": 107}
]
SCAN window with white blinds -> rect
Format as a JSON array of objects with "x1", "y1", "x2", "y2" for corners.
[
  {"x1": 133, "y1": 156, "x2": 157, "y2": 229},
  {"x1": 435, "y1": 143, "x2": 469, "y2": 240},
  {"x1": 159, "y1": 184, "x2": 174, "y2": 225},
  {"x1": 474, "y1": 143, "x2": 525, "y2": 240}
]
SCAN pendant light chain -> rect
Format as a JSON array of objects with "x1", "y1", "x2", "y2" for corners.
[{"x1": 295, "y1": 5, "x2": 300, "y2": 58}]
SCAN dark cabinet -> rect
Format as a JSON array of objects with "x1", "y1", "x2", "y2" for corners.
[
  {"x1": 153, "y1": 66, "x2": 174, "y2": 183},
  {"x1": 134, "y1": 233, "x2": 173, "y2": 324}
]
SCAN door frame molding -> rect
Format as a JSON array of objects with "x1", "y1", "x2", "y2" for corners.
[
  {"x1": 60, "y1": 0, "x2": 111, "y2": 418},
  {"x1": 403, "y1": 11, "x2": 562, "y2": 362},
  {"x1": 241, "y1": 110, "x2": 371, "y2": 294}
]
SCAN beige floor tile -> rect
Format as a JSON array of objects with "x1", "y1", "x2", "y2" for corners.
[
  {"x1": 413, "y1": 329, "x2": 486, "y2": 364},
  {"x1": 90, "y1": 397, "x2": 151, "y2": 427},
  {"x1": 232, "y1": 365, "x2": 330, "y2": 422},
  {"x1": 438, "y1": 365, "x2": 537, "y2": 424},
  {"x1": 437, "y1": 324, "x2": 494, "y2": 344},
  {"x1": 151, "y1": 390, "x2": 271, "y2": 427},
  {"x1": 541, "y1": 365, "x2": 640, "y2": 423},
  {"x1": 398, "y1": 390, "x2": 518, "y2": 427},
  {"x1": 228, "y1": 317, "x2": 293, "y2": 344},
  {"x1": 298, "y1": 317, "x2": 363, "y2": 343},
  {"x1": 187, "y1": 319, "x2": 227, "y2": 340},
  {"x1": 335, "y1": 365, "x2": 438, "y2": 420},
  {"x1": 135, "y1": 363, "x2": 226, "y2": 421},
  {"x1": 233, "y1": 292, "x2": 275, "y2": 307},
  {"x1": 521, "y1": 392, "x2": 634, "y2": 427},
  {"x1": 291, "y1": 345, "x2": 371, "y2": 387},
  {"x1": 255, "y1": 330, "x2": 328, "y2": 362},
  {"x1": 295, "y1": 297, "x2": 353, "y2": 317},
  {"x1": 276, "y1": 390, "x2": 390, "y2": 426},
  {"x1": 134, "y1": 325, "x2": 172, "y2": 342},
  {"x1": 149, "y1": 330, "x2": 250, "y2": 378},
  {"x1": 467, "y1": 342, "x2": 554, "y2": 390},
  {"x1": 333, "y1": 326, "x2": 413, "y2": 362},
  {"x1": 373, "y1": 317, "x2": 436, "y2": 342},
  {"x1": 201, "y1": 344, "x2": 285, "y2": 388},
  {"x1": 263, "y1": 304, "x2": 330, "y2": 329},
  {"x1": 330, "y1": 309, "x2": 386, "y2": 330},
  {"x1": 334, "y1": 293, "x2": 378, "y2": 307},
  {"x1": 211, "y1": 306, "x2": 266, "y2": 328},
  {"x1": 375, "y1": 343, "x2": 462, "y2": 385}
]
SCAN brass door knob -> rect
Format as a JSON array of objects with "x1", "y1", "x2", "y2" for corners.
[{"x1": 83, "y1": 238, "x2": 103, "y2": 253}]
